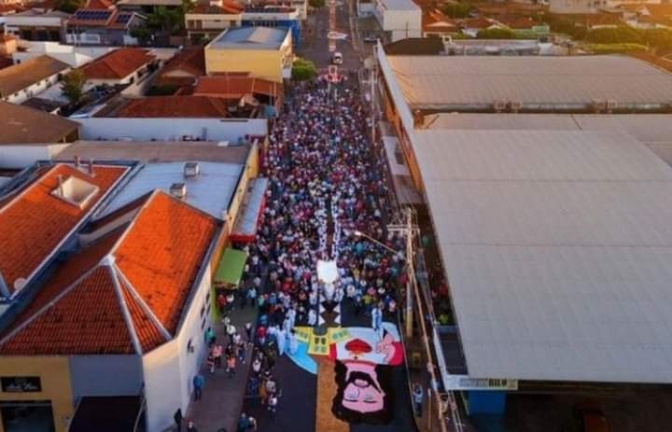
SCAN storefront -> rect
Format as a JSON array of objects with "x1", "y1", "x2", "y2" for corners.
[
  {"x1": 211, "y1": 247, "x2": 248, "y2": 319},
  {"x1": 0, "y1": 357, "x2": 73, "y2": 432}
]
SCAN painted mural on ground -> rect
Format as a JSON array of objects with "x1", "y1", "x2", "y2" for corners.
[{"x1": 288, "y1": 322, "x2": 404, "y2": 425}]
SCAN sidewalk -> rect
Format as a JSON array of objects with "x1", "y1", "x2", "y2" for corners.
[{"x1": 187, "y1": 304, "x2": 257, "y2": 432}]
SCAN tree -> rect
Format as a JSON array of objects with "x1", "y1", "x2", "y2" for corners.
[
  {"x1": 441, "y1": 2, "x2": 472, "y2": 19},
  {"x1": 54, "y1": 0, "x2": 84, "y2": 13},
  {"x1": 60, "y1": 69, "x2": 86, "y2": 106},
  {"x1": 643, "y1": 28, "x2": 672, "y2": 51},
  {"x1": 309, "y1": 0, "x2": 326, "y2": 8},
  {"x1": 147, "y1": 6, "x2": 183, "y2": 34},
  {"x1": 476, "y1": 28, "x2": 517, "y2": 40},
  {"x1": 586, "y1": 26, "x2": 642, "y2": 44},
  {"x1": 292, "y1": 58, "x2": 317, "y2": 81}
]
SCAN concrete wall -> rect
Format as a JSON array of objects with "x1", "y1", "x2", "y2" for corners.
[
  {"x1": 382, "y1": 9, "x2": 422, "y2": 41},
  {"x1": 3, "y1": 71, "x2": 66, "y2": 104},
  {"x1": 205, "y1": 33, "x2": 292, "y2": 82},
  {"x1": 0, "y1": 356, "x2": 74, "y2": 432},
  {"x1": 0, "y1": 144, "x2": 70, "y2": 169},
  {"x1": 76, "y1": 118, "x2": 268, "y2": 142},
  {"x1": 68, "y1": 355, "x2": 143, "y2": 400},
  {"x1": 142, "y1": 262, "x2": 213, "y2": 432}
]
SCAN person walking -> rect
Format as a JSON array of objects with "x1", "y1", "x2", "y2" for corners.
[
  {"x1": 267, "y1": 393, "x2": 278, "y2": 418},
  {"x1": 173, "y1": 408, "x2": 183, "y2": 432},
  {"x1": 245, "y1": 322, "x2": 253, "y2": 344},
  {"x1": 193, "y1": 374, "x2": 204, "y2": 401},
  {"x1": 207, "y1": 348, "x2": 215, "y2": 374},
  {"x1": 412, "y1": 383, "x2": 424, "y2": 417},
  {"x1": 186, "y1": 420, "x2": 198, "y2": 432},
  {"x1": 214, "y1": 344, "x2": 223, "y2": 369},
  {"x1": 226, "y1": 352, "x2": 237, "y2": 378}
]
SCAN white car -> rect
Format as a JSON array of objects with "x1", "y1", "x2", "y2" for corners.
[{"x1": 332, "y1": 52, "x2": 343, "y2": 65}]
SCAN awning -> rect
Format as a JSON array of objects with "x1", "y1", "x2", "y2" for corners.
[
  {"x1": 213, "y1": 247, "x2": 248, "y2": 288},
  {"x1": 70, "y1": 396, "x2": 143, "y2": 432},
  {"x1": 230, "y1": 177, "x2": 268, "y2": 243}
]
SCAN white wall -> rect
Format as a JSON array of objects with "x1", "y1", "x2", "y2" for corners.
[
  {"x1": 69, "y1": 355, "x2": 143, "y2": 400},
  {"x1": 3, "y1": 71, "x2": 66, "y2": 104},
  {"x1": 77, "y1": 118, "x2": 268, "y2": 142},
  {"x1": 142, "y1": 262, "x2": 213, "y2": 432},
  {"x1": 383, "y1": 9, "x2": 422, "y2": 41},
  {"x1": 376, "y1": 42, "x2": 414, "y2": 135},
  {"x1": 0, "y1": 144, "x2": 70, "y2": 168}
]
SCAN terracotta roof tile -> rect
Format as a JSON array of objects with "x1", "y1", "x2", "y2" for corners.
[
  {"x1": 644, "y1": 4, "x2": 672, "y2": 17},
  {"x1": 193, "y1": 76, "x2": 282, "y2": 98},
  {"x1": 0, "y1": 267, "x2": 136, "y2": 355},
  {"x1": 159, "y1": 48, "x2": 206, "y2": 78},
  {"x1": 0, "y1": 163, "x2": 128, "y2": 295},
  {"x1": 114, "y1": 191, "x2": 219, "y2": 334},
  {"x1": 0, "y1": 101, "x2": 80, "y2": 144},
  {"x1": 114, "y1": 96, "x2": 231, "y2": 117},
  {"x1": 80, "y1": 48, "x2": 154, "y2": 80},
  {"x1": 118, "y1": 276, "x2": 166, "y2": 352},
  {"x1": 497, "y1": 16, "x2": 537, "y2": 29},
  {"x1": 0, "y1": 191, "x2": 218, "y2": 355},
  {"x1": 0, "y1": 55, "x2": 69, "y2": 98},
  {"x1": 462, "y1": 17, "x2": 495, "y2": 29},
  {"x1": 83, "y1": 0, "x2": 113, "y2": 9}
]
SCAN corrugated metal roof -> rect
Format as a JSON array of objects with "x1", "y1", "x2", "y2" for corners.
[
  {"x1": 100, "y1": 162, "x2": 242, "y2": 220},
  {"x1": 388, "y1": 56, "x2": 672, "y2": 108},
  {"x1": 415, "y1": 129, "x2": 672, "y2": 382}
]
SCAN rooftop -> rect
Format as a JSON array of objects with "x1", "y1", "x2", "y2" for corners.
[
  {"x1": 0, "y1": 163, "x2": 129, "y2": 297},
  {"x1": 415, "y1": 129, "x2": 672, "y2": 383},
  {"x1": 0, "y1": 101, "x2": 80, "y2": 144},
  {"x1": 379, "y1": 0, "x2": 420, "y2": 11},
  {"x1": 111, "y1": 96, "x2": 231, "y2": 118},
  {"x1": 0, "y1": 190, "x2": 219, "y2": 355},
  {"x1": 385, "y1": 55, "x2": 672, "y2": 112},
  {"x1": 55, "y1": 140, "x2": 253, "y2": 164},
  {"x1": 80, "y1": 48, "x2": 154, "y2": 80},
  {"x1": 193, "y1": 76, "x2": 282, "y2": 97},
  {"x1": 0, "y1": 55, "x2": 69, "y2": 98},
  {"x1": 207, "y1": 26, "x2": 290, "y2": 50},
  {"x1": 159, "y1": 47, "x2": 205, "y2": 77},
  {"x1": 99, "y1": 161, "x2": 243, "y2": 220}
]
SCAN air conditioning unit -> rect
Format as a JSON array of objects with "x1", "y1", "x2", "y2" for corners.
[
  {"x1": 606, "y1": 99, "x2": 618, "y2": 112},
  {"x1": 509, "y1": 100, "x2": 522, "y2": 113},
  {"x1": 170, "y1": 182, "x2": 187, "y2": 199},
  {"x1": 591, "y1": 99, "x2": 605, "y2": 113},
  {"x1": 493, "y1": 100, "x2": 506, "y2": 112},
  {"x1": 184, "y1": 162, "x2": 200, "y2": 178}
]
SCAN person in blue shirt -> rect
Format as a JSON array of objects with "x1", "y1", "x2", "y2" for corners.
[{"x1": 193, "y1": 374, "x2": 205, "y2": 401}]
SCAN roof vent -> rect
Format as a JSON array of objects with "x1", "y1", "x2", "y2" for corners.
[
  {"x1": 170, "y1": 182, "x2": 187, "y2": 199},
  {"x1": 184, "y1": 162, "x2": 200, "y2": 178},
  {"x1": 51, "y1": 175, "x2": 100, "y2": 209}
]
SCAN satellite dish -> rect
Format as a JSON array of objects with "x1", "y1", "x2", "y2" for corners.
[{"x1": 13, "y1": 278, "x2": 27, "y2": 291}]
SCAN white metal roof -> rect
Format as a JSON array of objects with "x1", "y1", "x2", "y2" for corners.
[
  {"x1": 100, "y1": 162, "x2": 242, "y2": 220},
  {"x1": 387, "y1": 55, "x2": 672, "y2": 108},
  {"x1": 415, "y1": 129, "x2": 672, "y2": 382},
  {"x1": 419, "y1": 113, "x2": 672, "y2": 166}
]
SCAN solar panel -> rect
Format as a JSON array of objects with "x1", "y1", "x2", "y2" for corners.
[
  {"x1": 73, "y1": 10, "x2": 112, "y2": 21},
  {"x1": 116, "y1": 13, "x2": 132, "y2": 24}
]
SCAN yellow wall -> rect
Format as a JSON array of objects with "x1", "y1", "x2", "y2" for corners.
[
  {"x1": 0, "y1": 356, "x2": 73, "y2": 432},
  {"x1": 206, "y1": 48, "x2": 284, "y2": 82}
]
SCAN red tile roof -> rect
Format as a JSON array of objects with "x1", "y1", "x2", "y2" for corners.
[
  {"x1": 497, "y1": 16, "x2": 537, "y2": 29},
  {"x1": 644, "y1": 4, "x2": 672, "y2": 17},
  {"x1": 80, "y1": 48, "x2": 154, "y2": 80},
  {"x1": 462, "y1": 17, "x2": 495, "y2": 29},
  {"x1": 114, "y1": 96, "x2": 231, "y2": 117},
  {"x1": 191, "y1": 1, "x2": 243, "y2": 14},
  {"x1": 0, "y1": 190, "x2": 219, "y2": 355},
  {"x1": 0, "y1": 163, "x2": 128, "y2": 296},
  {"x1": 193, "y1": 76, "x2": 282, "y2": 98},
  {"x1": 83, "y1": 0, "x2": 113, "y2": 9},
  {"x1": 159, "y1": 48, "x2": 206, "y2": 79}
]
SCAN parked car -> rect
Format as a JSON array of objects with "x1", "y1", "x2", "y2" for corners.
[{"x1": 574, "y1": 403, "x2": 610, "y2": 432}]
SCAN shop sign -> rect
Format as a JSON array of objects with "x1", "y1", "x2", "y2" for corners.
[
  {"x1": 444, "y1": 375, "x2": 518, "y2": 391},
  {"x1": 1, "y1": 376, "x2": 42, "y2": 393}
]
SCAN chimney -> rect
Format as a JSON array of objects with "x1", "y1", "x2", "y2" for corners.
[
  {"x1": 184, "y1": 162, "x2": 200, "y2": 178},
  {"x1": 413, "y1": 110, "x2": 424, "y2": 129},
  {"x1": 87, "y1": 158, "x2": 95, "y2": 177},
  {"x1": 74, "y1": 155, "x2": 81, "y2": 169},
  {"x1": 170, "y1": 182, "x2": 187, "y2": 199},
  {"x1": 57, "y1": 175, "x2": 64, "y2": 196}
]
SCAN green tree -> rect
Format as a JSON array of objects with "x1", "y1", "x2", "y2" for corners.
[
  {"x1": 54, "y1": 0, "x2": 84, "y2": 13},
  {"x1": 441, "y1": 2, "x2": 472, "y2": 19},
  {"x1": 292, "y1": 58, "x2": 317, "y2": 81},
  {"x1": 309, "y1": 0, "x2": 326, "y2": 8},
  {"x1": 147, "y1": 6, "x2": 183, "y2": 34},
  {"x1": 476, "y1": 28, "x2": 517, "y2": 39},
  {"x1": 60, "y1": 69, "x2": 86, "y2": 106},
  {"x1": 643, "y1": 28, "x2": 672, "y2": 51},
  {"x1": 586, "y1": 26, "x2": 642, "y2": 44}
]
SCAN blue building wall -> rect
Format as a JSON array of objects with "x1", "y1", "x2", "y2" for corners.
[
  {"x1": 466, "y1": 391, "x2": 507, "y2": 415},
  {"x1": 241, "y1": 20, "x2": 301, "y2": 47}
]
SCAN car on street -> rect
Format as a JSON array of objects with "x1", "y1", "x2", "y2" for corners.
[
  {"x1": 332, "y1": 52, "x2": 343, "y2": 64},
  {"x1": 363, "y1": 35, "x2": 378, "y2": 43}
]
